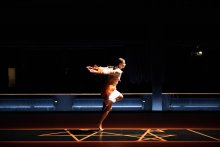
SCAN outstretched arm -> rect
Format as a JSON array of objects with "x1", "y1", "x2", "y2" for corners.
[
  {"x1": 86, "y1": 65, "x2": 105, "y2": 74},
  {"x1": 86, "y1": 65, "x2": 99, "y2": 74},
  {"x1": 86, "y1": 65, "x2": 119, "y2": 75}
]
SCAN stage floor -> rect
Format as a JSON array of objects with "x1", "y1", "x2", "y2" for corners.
[
  {"x1": 0, "y1": 128, "x2": 220, "y2": 142},
  {"x1": 0, "y1": 111, "x2": 220, "y2": 147}
]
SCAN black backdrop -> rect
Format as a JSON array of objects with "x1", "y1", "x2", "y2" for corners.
[
  {"x1": 1, "y1": 1, "x2": 220, "y2": 93},
  {"x1": 1, "y1": 25, "x2": 220, "y2": 93}
]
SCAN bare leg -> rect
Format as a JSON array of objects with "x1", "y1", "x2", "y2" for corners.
[{"x1": 98, "y1": 100, "x2": 113, "y2": 131}]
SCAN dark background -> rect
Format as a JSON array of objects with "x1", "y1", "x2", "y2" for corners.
[{"x1": 0, "y1": 1, "x2": 220, "y2": 93}]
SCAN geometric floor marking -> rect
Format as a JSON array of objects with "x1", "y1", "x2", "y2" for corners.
[{"x1": 0, "y1": 129, "x2": 220, "y2": 142}]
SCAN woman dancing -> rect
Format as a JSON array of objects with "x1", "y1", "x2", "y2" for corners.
[{"x1": 86, "y1": 58, "x2": 126, "y2": 131}]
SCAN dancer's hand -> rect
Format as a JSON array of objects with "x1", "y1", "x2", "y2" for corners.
[
  {"x1": 86, "y1": 66, "x2": 93, "y2": 69},
  {"x1": 86, "y1": 66, "x2": 98, "y2": 73}
]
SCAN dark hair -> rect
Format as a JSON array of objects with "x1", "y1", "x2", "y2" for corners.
[
  {"x1": 112, "y1": 58, "x2": 125, "y2": 69},
  {"x1": 116, "y1": 57, "x2": 125, "y2": 65}
]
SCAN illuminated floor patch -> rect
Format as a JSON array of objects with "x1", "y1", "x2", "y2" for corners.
[{"x1": 0, "y1": 129, "x2": 220, "y2": 142}]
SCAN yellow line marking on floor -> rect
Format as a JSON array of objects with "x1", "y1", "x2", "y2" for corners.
[
  {"x1": 64, "y1": 129, "x2": 80, "y2": 142},
  {"x1": 138, "y1": 129, "x2": 151, "y2": 141},
  {"x1": 80, "y1": 131, "x2": 99, "y2": 141},
  {"x1": 187, "y1": 129, "x2": 220, "y2": 141}
]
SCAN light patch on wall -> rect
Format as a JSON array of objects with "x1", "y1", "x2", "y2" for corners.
[{"x1": 8, "y1": 68, "x2": 16, "y2": 88}]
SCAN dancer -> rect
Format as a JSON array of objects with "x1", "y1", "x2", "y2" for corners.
[{"x1": 86, "y1": 58, "x2": 126, "y2": 131}]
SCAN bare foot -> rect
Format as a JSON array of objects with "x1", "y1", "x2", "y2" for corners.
[{"x1": 98, "y1": 123, "x2": 104, "y2": 131}]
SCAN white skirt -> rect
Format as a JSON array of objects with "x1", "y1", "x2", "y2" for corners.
[{"x1": 108, "y1": 89, "x2": 122, "y2": 103}]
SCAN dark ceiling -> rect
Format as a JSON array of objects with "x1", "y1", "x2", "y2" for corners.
[{"x1": 0, "y1": 1, "x2": 220, "y2": 24}]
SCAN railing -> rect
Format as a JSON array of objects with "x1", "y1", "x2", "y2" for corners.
[
  {"x1": 0, "y1": 93, "x2": 220, "y2": 111},
  {"x1": 162, "y1": 93, "x2": 220, "y2": 111},
  {"x1": 0, "y1": 93, "x2": 151, "y2": 111}
]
